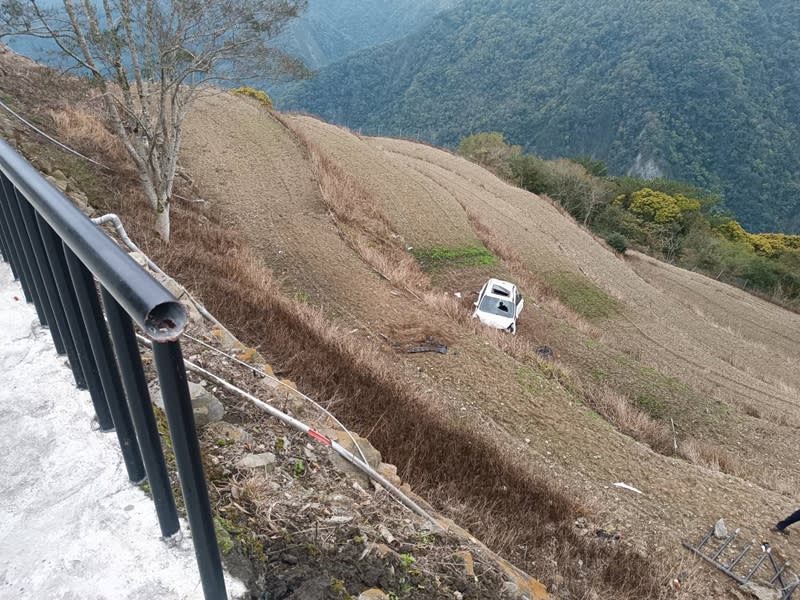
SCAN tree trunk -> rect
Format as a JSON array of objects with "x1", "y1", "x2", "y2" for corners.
[{"x1": 155, "y1": 201, "x2": 170, "y2": 243}]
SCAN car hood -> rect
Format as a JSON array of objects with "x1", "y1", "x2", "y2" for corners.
[{"x1": 474, "y1": 311, "x2": 515, "y2": 330}]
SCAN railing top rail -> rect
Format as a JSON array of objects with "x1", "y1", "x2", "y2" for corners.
[{"x1": 0, "y1": 137, "x2": 185, "y2": 341}]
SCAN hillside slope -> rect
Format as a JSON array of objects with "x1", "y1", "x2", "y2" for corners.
[
  {"x1": 179, "y1": 96, "x2": 800, "y2": 598},
  {"x1": 278, "y1": 0, "x2": 800, "y2": 233}
]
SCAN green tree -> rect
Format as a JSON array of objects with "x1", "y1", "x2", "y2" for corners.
[
  {"x1": 2, "y1": 0, "x2": 307, "y2": 241},
  {"x1": 457, "y1": 132, "x2": 520, "y2": 179}
]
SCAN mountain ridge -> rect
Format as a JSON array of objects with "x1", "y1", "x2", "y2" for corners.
[{"x1": 277, "y1": 0, "x2": 800, "y2": 233}]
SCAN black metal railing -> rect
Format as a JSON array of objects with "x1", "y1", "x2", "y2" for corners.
[{"x1": 0, "y1": 138, "x2": 228, "y2": 600}]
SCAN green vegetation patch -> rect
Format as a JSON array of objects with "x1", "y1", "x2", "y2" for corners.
[
  {"x1": 546, "y1": 272, "x2": 620, "y2": 321},
  {"x1": 635, "y1": 393, "x2": 666, "y2": 418},
  {"x1": 413, "y1": 245, "x2": 497, "y2": 271}
]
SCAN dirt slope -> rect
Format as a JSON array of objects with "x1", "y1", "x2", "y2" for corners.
[
  {"x1": 368, "y1": 136, "x2": 800, "y2": 410},
  {"x1": 180, "y1": 101, "x2": 800, "y2": 597}
]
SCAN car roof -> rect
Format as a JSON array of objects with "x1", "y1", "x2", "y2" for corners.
[{"x1": 483, "y1": 278, "x2": 516, "y2": 298}]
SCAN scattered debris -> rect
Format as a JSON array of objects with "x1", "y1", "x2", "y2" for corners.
[
  {"x1": 406, "y1": 336, "x2": 448, "y2": 354},
  {"x1": 536, "y1": 346, "x2": 554, "y2": 360},
  {"x1": 595, "y1": 528, "x2": 620, "y2": 541},
  {"x1": 613, "y1": 482, "x2": 643, "y2": 494},
  {"x1": 684, "y1": 522, "x2": 800, "y2": 599}
]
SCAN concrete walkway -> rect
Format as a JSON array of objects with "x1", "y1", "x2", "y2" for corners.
[{"x1": 0, "y1": 264, "x2": 245, "y2": 599}]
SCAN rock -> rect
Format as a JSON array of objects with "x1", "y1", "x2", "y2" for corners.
[
  {"x1": 129, "y1": 251, "x2": 148, "y2": 268},
  {"x1": 188, "y1": 382, "x2": 224, "y2": 425},
  {"x1": 358, "y1": 590, "x2": 389, "y2": 600},
  {"x1": 36, "y1": 156, "x2": 54, "y2": 174},
  {"x1": 69, "y1": 190, "x2": 91, "y2": 214},
  {"x1": 45, "y1": 173, "x2": 69, "y2": 193},
  {"x1": 501, "y1": 581, "x2": 524, "y2": 599},
  {"x1": 377, "y1": 463, "x2": 402, "y2": 487},
  {"x1": 205, "y1": 421, "x2": 253, "y2": 445},
  {"x1": 740, "y1": 582, "x2": 781, "y2": 600},
  {"x1": 714, "y1": 518, "x2": 728, "y2": 539},
  {"x1": 284, "y1": 575, "x2": 329, "y2": 600},
  {"x1": 149, "y1": 380, "x2": 224, "y2": 427},
  {"x1": 325, "y1": 429, "x2": 383, "y2": 488},
  {"x1": 378, "y1": 523, "x2": 396, "y2": 544},
  {"x1": 236, "y1": 452, "x2": 276, "y2": 470}
]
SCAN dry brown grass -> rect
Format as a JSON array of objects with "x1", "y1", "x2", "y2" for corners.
[
  {"x1": 678, "y1": 439, "x2": 743, "y2": 476},
  {"x1": 49, "y1": 106, "x2": 129, "y2": 166},
  {"x1": 101, "y1": 184, "x2": 673, "y2": 599},
  {"x1": 584, "y1": 386, "x2": 675, "y2": 455},
  {"x1": 274, "y1": 113, "x2": 430, "y2": 294}
]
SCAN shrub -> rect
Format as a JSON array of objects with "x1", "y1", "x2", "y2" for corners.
[
  {"x1": 231, "y1": 86, "x2": 273, "y2": 108},
  {"x1": 606, "y1": 232, "x2": 628, "y2": 254},
  {"x1": 457, "y1": 132, "x2": 520, "y2": 179}
]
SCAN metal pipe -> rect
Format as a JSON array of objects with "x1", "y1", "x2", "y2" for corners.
[
  {"x1": 0, "y1": 199, "x2": 16, "y2": 277},
  {"x1": 0, "y1": 179, "x2": 31, "y2": 300},
  {"x1": 32, "y1": 212, "x2": 86, "y2": 388},
  {"x1": 91, "y1": 213, "x2": 225, "y2": 329},
  {"x1": 102, "y1": 288, "x2": 180, "y2": 538},
  {"x1": 682, "y1": 542, "x2": 748, "y2": 585},
  {"x1": 0, "y1": 139, "x2": 185, "y2": 341},
  {"x1": 64, "y1": 246, "x2": 145, "y2": 483},
  {"x1": 16, "y1": 195, "x2": 89, "y2": 367},
  {"x1": 152, "y1": 340, "x2": 227, "y2": 600},
  {"x1": 0, "y1": 175, "x2": 48, "y2": 326},
  {"x1": 713, "y1": 529, "x2": 740, "y2": 560},
  {"x1": 744, "y1": 549, "x2": 771, "y2": 583},
  {"x1": 727, "y1": 541, "x2": 753, "y2": 570},
  {"x1": 12, "y1": 187, "x2": 68, "y2": 355},
  {"x1": 769, "y1": 552, "x2": 787, "y2": 588},
  {"x1": 138, "y1": 334, "x2": 439, "y2": 527}
]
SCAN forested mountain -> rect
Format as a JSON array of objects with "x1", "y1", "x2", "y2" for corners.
[
  {"x1": 278, "y1": 0, "x2": 800, "y2": 233},
  {"x1": 275, "y1": 0, "x2": 457, "y2": 69}
]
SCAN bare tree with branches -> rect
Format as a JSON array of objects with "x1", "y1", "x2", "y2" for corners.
[{"x1": 1, "y1": 0, "x2": 306, "y2": 241}]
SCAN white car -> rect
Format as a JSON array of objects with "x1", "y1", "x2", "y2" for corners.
[{"x1": 473, "y1": 278, "x2": 524, "y2": 334}]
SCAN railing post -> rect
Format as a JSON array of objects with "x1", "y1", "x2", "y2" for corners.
[
  {"x1": 64, "y1": 245, "x2": 145, "y2": 483},
  {"x1": 37, "y1": 220, "x2": 112, "y2": 419},
  {"x1": 102, "y1": 287, "x2": 180, "y2": 538},
  {"x1": 0, "y1": 176, "x2": 29, "y2": 297},
  {"x1": 153, "y1": 340, "x2": 227, "y2": 600},
  {"x1": 0, "y1": 195, "x2": 16, "y2": 277},
  {"x1": 0, "y1": 175, "x2": 47, "y2": 323}
]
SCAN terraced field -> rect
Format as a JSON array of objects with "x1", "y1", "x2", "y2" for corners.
[{"x1": 182, "y1": 100, "x2": 800, "y2": 598}]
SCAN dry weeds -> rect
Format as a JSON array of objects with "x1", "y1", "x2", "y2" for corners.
[
  {"x1": 49, "y1": 106, "x2": 129, "y2": 166},
  {"x1": 678, "y1": 439, "x2": 743, "y2": 477},
  {"x1": 103, "y1": 184, "x2": 674, "y2": 598}
]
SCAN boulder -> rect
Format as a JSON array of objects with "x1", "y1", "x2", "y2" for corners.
[
  {"x1": 45, "y1": 173, "x2": 69, "y2": 193},
  {"x1": 149, "y1": 380, "x2": 224, "y2": 427},
  {"x1": 236, "y1": 452, "x2": 276, "y2": 470},
  {"x1": 740, "y1": 583, "x2": 781, "y2": 600},
  {"x1": 358, "y1": 590, "x2": 389, "y2": 600},
  {"x1": 324, "y1": 429, "x2": 382, "y2": 488},
  {"x1": 714, "y1": 518, "x2": 728, "y2": 539}
]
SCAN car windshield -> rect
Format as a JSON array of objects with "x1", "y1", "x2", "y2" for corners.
[{"x1": 479, "y1": 296, "x2": 515, "y2": 318}]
